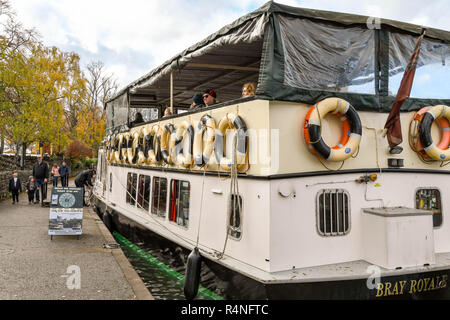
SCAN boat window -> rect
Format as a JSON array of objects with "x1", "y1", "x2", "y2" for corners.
[
  {"x1": 389, "y1": 33, "x2": 450, "y2": 99},
  {"x1": 229, "y1": 194, "x2": 242, "y2": 239},
  {"x1": 130, "y1": 107, "x2": 159, "y2": 126},
  {"x1": 151, "y1": 177, "x2": 167, "y2": 217},
  {"x1": 126, "y1": 172, "x2": 138, "y2": 206},
  {"x1": 169, "y1": 180, "x2": 190, "y2": 227},
  {"x1": 277, "y1": 15, "x2": 376, "y2": 94},
  {"x1": 109, "y1": 172, "x2": 113, "y2": 193},
  {"x1": 416, "y1": 188, "x2": 442, "y2": 228},
  {"x1": 137, "y1": 175, "x2": 151, "y2": 211},
  {"x1": 316, "y1": 189, "x2": 350, "y2": 236}
]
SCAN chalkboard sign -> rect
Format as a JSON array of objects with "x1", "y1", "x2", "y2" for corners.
[{"x1": 48, "y1": 187, "x2": 84, "y2": 237}]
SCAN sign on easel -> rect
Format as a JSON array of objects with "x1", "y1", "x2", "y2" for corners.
[{"x1": 49, "y1": 187, "x2": 84, "y2": 238}]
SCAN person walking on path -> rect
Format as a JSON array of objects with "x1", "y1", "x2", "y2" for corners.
[
  {"x1": 59, "y1": 161, "x2": 69, "y2": 187},
  {"x1": 9, "y1": 171, "x2": 22, "y2": 204},
  {"x1": 75, "y1": 168, "x2": 96, "y2": 206},
  {"x1": 26, "y1": 176, "x2": 36, "y2": 204},
  {"x1": 51, "y1": 163, "x2": 60, "y2": 187},
  {"x1": 32, "y1": 155, "x2": 49, "y2": 205}
]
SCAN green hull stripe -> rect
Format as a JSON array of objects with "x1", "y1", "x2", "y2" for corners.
[{"x1": 113, "y1": 231, "x2": 224, "y2": 300}]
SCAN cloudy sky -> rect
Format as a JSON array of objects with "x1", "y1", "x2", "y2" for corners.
[{"x1": 9, "y1": 0, "x2": 450, "y2": 90}]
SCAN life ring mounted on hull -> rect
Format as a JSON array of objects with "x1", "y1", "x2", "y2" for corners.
[
  {"x1": 214, "y1": 113, "x2": 249, "y2": 172},
  {"x1": 193, "y1": 114, "x2": 216, "y2": 168},
  {"x1": 160, "y1": 123, "x2": 176, "y2": 165},
  {"x1": 174, "y1": 121, "x2": 195, "y2": 168},
  {"x1": 414, "y1": 105, "x2": 450, "y2": 161},
  {"x1": 304, "y1": 98, "x2": 362, "y2": 162}
]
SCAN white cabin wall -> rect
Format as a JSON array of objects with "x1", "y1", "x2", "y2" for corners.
[
  {"x1": 268, "y1": 101, "x2": 447, "y2": 175},
  {"x1": 268, "y1": 172, "x2": 450, "y2": 272},
  {"x1": 105, "y1": 165, "x2": 272, "y2": 272}
]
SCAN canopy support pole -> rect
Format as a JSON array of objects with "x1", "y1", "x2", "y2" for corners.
[{"x1": 170, "y1": 72, "x2": 174, "y2": 113}]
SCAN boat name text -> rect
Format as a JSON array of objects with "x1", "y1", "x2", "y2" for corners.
[{"x1": 375, "y1": 274, "x2": 447, "y2": 297}]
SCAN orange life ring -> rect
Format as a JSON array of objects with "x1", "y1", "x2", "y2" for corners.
[
  {"x1": 304, "y1": 98, "x2": 360, "y2": 161},
  {"x1": 410, "y1": 106, "x2": 450, "y2": 159}
]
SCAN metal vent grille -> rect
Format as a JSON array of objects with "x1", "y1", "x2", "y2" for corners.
[{"x1": 316, "y1": 189, "x2": 350, "y2": 236}]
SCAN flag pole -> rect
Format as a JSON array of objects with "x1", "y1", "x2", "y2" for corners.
[{"x1": 384, "y1": 28, "x2": 426, "y2": 154}]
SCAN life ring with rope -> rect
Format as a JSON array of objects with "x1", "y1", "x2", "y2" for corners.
[
  {"x1": 145, "y1": 125, "x2": 161, "y2": 165},
  {"x1": 415, "y1": 105, "x2": 450, "y2": 161},
  {"x1": 214, "y1": 113, "x2": 248, "y2": 171},
  {"x1": 304, "y1": 97, "x2": 362, "y2": 162},
  {"x1": 174, "y1": 120, "x2": 195, "y2": 168},
  {"x1": 160, "y1": 123, "x2": 176, "y2": 165},
  {"x1": 194, "y1": 114, "x2": 216, "y2": 167}
]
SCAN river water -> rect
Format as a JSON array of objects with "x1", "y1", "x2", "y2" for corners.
[{"x1": 118, "y1": 237, "x2": 224, "y2": 300}]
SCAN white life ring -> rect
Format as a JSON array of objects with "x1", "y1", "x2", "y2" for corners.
[
  {"x1": 214, "y1": 113, "x2": 248, "y2": 171},
  {"x1": 193, "y1": 114, "x2": 216, "y2": 167},
  {"x1": 174, "y1": 120, "x2": 194, "y2": 168}
]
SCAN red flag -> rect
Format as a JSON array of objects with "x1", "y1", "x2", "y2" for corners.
[{"x1": 384, "y1": 31, "x2": 426, "y2": 151}]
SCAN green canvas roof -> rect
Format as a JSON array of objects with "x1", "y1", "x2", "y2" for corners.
[{"x1": 106, "y1": 1, "x2": 450, "y2": 130}]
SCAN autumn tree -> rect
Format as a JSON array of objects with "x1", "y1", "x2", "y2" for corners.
[
  {"x1": 0, "y1": 42, "x2": 86, "y2": 166},
  {"x1": 0, "y1": 0, "x2": 38, "y2": 155},
  {"x1": 72, "y1": 61, "x2": 117, "y2": 155}
]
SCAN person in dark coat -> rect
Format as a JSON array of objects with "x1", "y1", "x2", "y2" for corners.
[
  {"x1": 9, "y1": 171, "x2": 22, "y2": 204},
  {"x1": 32, "y1": 154, "x2": 49, "y2": 205},
  {"x1": 189, "y1": 93, "x2": 205, "y2": 111},
  {"x1": 75, "y1": 169, "x2": 96, "y2": 206},
  {"x1": 59, "y1": 160, "x2": 70, "y2": 187}
]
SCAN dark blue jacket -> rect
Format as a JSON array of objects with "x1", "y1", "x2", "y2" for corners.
[{"x1": 59, "y1": 165, "x2": 69, "y2": 177}]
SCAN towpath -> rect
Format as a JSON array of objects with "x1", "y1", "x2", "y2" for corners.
[{"x1": 0, "y1": 181, "x2": 153, "y2": 300}]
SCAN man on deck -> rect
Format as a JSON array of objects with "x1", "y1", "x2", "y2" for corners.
[{"x1": 203, "y1": 89, "x2": 217, "y2": 107}]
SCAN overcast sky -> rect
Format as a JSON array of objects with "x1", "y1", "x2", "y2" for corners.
[{"x1": 9, "y1": 0, "x2": 450, "y2": 90}]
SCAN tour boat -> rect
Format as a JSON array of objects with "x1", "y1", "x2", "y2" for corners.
[{"x1": 92, "y1": 1, "x2": 450, "y2": 299}]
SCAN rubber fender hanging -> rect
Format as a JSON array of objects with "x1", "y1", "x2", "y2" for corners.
[
  {"x1": 103, "y1": 211, "x2": 113, "y2": 231},
  {"x1": 194, "y1": 115, "x2": 216, "y2": 167},
  {"x1": 214, "y1": 113, "x2": 248, "y2": 171},
  {"x1": 304, "y1": 97, "x2": 362, "y2": 162},
  {"x1": 175, "y1": 120, "x2": 195, "y2": 168},
  {"x1": 160, "y1": 123, "x2": 176, "y2": 165},
  {"x1": 184, "y1": 247, "x2": 202, "y2": 301},
  {"x1": 419, "y1": 105, "x2": 450, "y2": 161}
]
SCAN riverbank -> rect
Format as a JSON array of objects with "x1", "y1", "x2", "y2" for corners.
[{"x1": 0, "y1": 183, "x2": 153, "y2": 300}]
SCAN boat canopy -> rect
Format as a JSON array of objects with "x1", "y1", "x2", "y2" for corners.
[{"x1": 105, "y1": 1, "x2": 450, "y2": 131}]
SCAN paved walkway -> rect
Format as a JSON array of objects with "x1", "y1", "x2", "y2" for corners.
[{"x1": 0, "y1": 183, "x2": 153, "y2": 300}]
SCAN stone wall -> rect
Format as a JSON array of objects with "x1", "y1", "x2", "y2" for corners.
[
  {"x1": 0, "y1": 170, "x2": 33, "y2": 201},
  {"x1": 0, "y1": 167, "x2": 85, "y2": 201}
]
